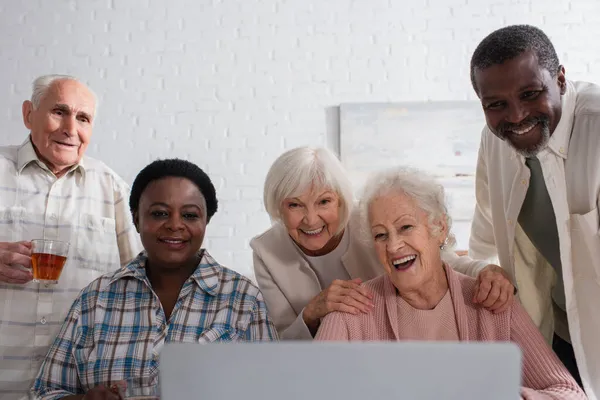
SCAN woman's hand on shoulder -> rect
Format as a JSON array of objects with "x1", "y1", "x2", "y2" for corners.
[{"x1": 303, "y1": 278, "x2": 374, "y2": 331}]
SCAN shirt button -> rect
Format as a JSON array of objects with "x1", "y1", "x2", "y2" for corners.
[
  {"x1": 40, "y1": 317, "x2": 47, "y2": 325},
  {"x1": 49, "y1": 213, "x2": 57, "y2": 220},
  {"x1": 521, "y1": 179, "x2": 527, "y2": 185},
  {"x1": 559, "y1": 147, "x2": 566, "y2": 154},
  {"x1": 507, "y1": 219, "x2": 513, "y2": 226}
]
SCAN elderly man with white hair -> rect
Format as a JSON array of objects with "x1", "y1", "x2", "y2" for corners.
[
  {"x1": 251, "y1": 146, "x2": 516, "y2": 340},
  {"x1": 0, "y1": 74, "x2": 142, "y2": 400}
]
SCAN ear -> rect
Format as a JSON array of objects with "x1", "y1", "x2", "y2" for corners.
[
  {"x1": 133, "y1": 211, "x2": 140, "y2": 233},
  {"x1": 434, "y1": 216, "x2": 449, "y2": 246},
  {"x1": 557, "y1": 65, "x2": 567, "y2": 95},
  {"x1": 22, "y1": 100, "x2": 34, "y2": 130}
]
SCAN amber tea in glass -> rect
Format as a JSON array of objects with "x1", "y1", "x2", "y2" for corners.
[{"x1": 31, "y1": 239, "x2": 69, "y2": 284}]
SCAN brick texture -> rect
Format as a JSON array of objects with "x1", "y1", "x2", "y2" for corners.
[{"x1": 0, "y1": 0, "x2": 598, "y2": 279}]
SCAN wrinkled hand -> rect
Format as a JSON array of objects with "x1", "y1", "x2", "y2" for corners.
[
  {"x1": 82, "y1": 384, "x2": 122, "y2": 400},
  {"x1": 304, "y1": 278, "x2": 374, "y2": 327},
  {"x1": 0, "y1": 241, "x2": 33, "y2": 284},
  {"x1": 473, "y1": 264, "x2": 515, "y2": 313}
]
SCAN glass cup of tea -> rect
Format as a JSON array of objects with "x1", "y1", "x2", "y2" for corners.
[{"x1": 31, "y1": 239, "x2": 70, "y2": 284}]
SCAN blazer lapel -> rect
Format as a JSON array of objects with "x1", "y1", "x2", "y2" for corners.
[
  {"x1": 254, "y1": 224, "x2": 322, "y2": 316},
  {"x1": 284, "y1": 257, "x2": 322, "y2": 315},
  {"x1": 341, "y1": 237, "x2": 367, "y2": 280},
  {"x1": 341, "y1": 215, "x2": 383, "y2": 281}
]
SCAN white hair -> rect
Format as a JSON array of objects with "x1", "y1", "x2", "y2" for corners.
[
  {"x1": 30, "y1": 74, "x2": 98, "y2": 116},
  {"x1": 358, "y1": 166, "x2": 457, "y2": 255},
  {"x1": 263, "y1": 146, "x2": 354, "y2": 234}
]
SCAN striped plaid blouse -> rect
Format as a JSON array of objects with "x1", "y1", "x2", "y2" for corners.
[{"x1": 31, "y1": 250, "x2": 277, "y2": 399}]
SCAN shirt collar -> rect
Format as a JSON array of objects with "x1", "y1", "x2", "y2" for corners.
[
  {"x1": 109, "y1": 249, "x2": 222, "y2": 296},
  {"x1": 16, "y1": 136, "x2": 86, "y2": 176},
  {"x1": 545, "y1": 80, "x2": 576, "y2": 159}
]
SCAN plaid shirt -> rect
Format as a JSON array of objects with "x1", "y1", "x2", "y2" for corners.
[{"x1": 31, "y1": 250, "x2": 277, "y2": 399}]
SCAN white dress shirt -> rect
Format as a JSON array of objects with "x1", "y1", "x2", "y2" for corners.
[
  {"x1": 466, "y1": 80, "x2": 600, "y2": 399},
  {"x1": 0, "y1": 138, "x2": 143, "y2": 400}
]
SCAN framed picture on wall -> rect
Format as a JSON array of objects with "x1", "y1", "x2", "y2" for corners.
[{"x1": 339, "y1": 102, "x2": 484, "y2": 252}]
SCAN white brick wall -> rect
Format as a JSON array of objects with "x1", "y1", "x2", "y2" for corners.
[{"x1": 1, "y1": 0, "x2": 598, "y2": 279}]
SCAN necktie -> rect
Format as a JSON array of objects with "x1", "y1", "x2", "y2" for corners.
[{"x1": 517, "y1": 156, "x2": 565, "y2": 308}]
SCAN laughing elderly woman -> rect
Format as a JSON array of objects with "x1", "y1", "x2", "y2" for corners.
[
  {"x1": 316, "y1": 167, "x2": 585, "y2": 399},
  {"x1": 251, "y1": 147, "x2": 516, "y2": 340}
]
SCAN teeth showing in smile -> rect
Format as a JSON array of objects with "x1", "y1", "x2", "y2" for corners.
[
  {"x1": 301, "y1": 227, "x2": 324, "y2": 235},
  {"x1": 392, "y1": 255, "x2": 416, "y2": 266},
  {"x1": 162, "y1": 239, "x2": 184, "y2": 244},
  {"x1": 510, "y1": 123, "x2": 537, "y2": 135}
]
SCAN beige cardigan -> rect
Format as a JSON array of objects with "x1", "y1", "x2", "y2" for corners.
[{"x1": 250, "y1": 212, "x2": 382, "y2": 340}]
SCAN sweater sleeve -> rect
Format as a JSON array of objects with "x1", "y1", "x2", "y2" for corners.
[
  {"x1": 315, "y1": 312, "x2": 350, "y2": 341},
  {"x1": 510, "y1": 301, "x2": 586, "y2": 399}
]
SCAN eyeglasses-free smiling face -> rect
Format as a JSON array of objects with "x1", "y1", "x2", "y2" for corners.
[
  {"x1": 23, "y1": 79, "x2": 95, "y2": 176},
  {"x1": 369, "y1": 191, "x2": 447, "y2": 294},
  {"x1": 135, "y1": 176, "x2": 208, "y2": 269},
  {"x1": 473, "y1": 50, "x2": 566, "y2": 157},
  {"x1": 280, "y1": 186, "x2": 342, "y2": 253}
]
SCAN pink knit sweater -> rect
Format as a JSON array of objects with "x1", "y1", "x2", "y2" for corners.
[{"x1": 316, "y1": 265, "x2": 586, "y2": 400}]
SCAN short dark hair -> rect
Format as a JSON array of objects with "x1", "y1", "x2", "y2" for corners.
[
  {"x1": 129, "y1": 158, "x2": 218, "y2": 222},
  {"x1": 470, "y1": 25, "x2": 560, "y2": 94}
]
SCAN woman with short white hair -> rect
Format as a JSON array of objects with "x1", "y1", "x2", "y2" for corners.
[{"x1": 251, "y1": 147, "x2": 515, "y2": 340}]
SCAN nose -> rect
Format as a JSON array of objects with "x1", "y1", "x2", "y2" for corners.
[
  {"x1": 303, "y1": 207, "x2": 320, "y2": 226},
  {"x1": 386, "y1": 233, "x2": 405, "y2": 254},
  {"x1": 505, "y1": 101, "x2": 529, "y2": 124},
  {"x1": 165, "y1": 213, "x2": 184, "y2": 231},
  {"x1": 62, "y1": 115, "x2": 78, "y2": 137}
]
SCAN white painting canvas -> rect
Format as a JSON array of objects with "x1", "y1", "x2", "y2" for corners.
[{"x1": 339, "y1": 102, "x2": 485, "y2": 251}]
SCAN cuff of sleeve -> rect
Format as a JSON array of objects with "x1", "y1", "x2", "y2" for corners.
[
  {"x1": 472, "y1": 259, "x2": 489, "y2": 275},
  {"x1": 280, "y1": 309, "x2": 314, "y2": 340}
]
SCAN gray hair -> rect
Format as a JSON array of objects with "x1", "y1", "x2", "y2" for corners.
[
  {"x1": 263, "y1": 146, "x2": 354, "y2": 235},
  {"x1": 470, "y1": 25, "x2": 560, "y2": 95},
  {"x1": 31, "y1": 74, "x2": 98, "y2": 116},
  {"x1": 358, "y1": 166, "x2": 456, "y2": 255}
]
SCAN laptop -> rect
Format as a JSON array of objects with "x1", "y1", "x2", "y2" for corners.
[{"x1": 159, "y1": 341, "x2": 521, "y2": 400}]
